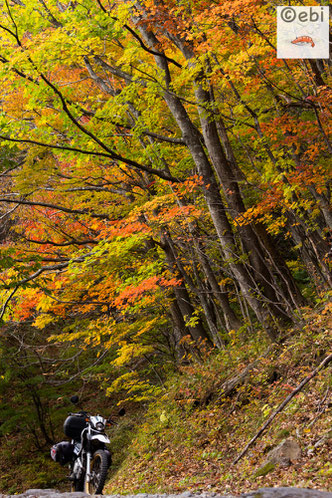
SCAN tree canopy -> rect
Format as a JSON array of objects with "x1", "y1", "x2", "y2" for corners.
[{"x1": 0, "y1": 0, "x2": 331, "y2": 406}]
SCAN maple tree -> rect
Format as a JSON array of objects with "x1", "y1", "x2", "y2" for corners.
[{"x1": 0, "y1": 0, "x2": 331, "y2": 407}]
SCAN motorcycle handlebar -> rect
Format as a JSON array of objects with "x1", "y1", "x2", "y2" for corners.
[
  {"x1": 68, "y1": 407, "x2": 125, "y2": 421},
  {"x1": 69, "y1": 412, "x2": 116, "y2": 424}
]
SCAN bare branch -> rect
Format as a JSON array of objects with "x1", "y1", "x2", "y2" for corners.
[
  {"x1": 0, "y1": 286, "x2": 19, "y2": 321},
  {"x1": 0, "y1": 197, "x2": 110, "y2": 219},
  {"x1": 25, "y1": 238, "x2": 98, "y2": 246},
  {"x1": 0, "y1": 134, "x2": 179, "y2": 182}
]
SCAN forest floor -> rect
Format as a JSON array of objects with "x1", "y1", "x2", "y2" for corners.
[
  {"x1": 105, "y1": 300, "x2": 332, "y2": 495},
  {"x1": 0, "y1": 300, "x2": 331, "y2": 495}
]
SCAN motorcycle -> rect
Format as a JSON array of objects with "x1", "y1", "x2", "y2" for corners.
[{"x1": 51, "y1": 395, "x2": 125, "y2": 494}]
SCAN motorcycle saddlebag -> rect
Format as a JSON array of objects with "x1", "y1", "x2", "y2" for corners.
[
  {"x1": 51, "y1": 441, "x2": 75, "y2": 466},
  {"x1": 63, "y1": 415, "x2": 87, "y2": 440}
]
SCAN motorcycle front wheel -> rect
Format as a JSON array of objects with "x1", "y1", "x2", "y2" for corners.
[
  {"x1": 70, "y1": 478, "x2": 84, "y2": 492},
  {"x1": 85, "y1": 449, "x2": 109, "y2": 495}
]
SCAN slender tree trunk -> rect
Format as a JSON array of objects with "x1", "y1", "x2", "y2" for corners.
[
  {"x1": 169, "y1": 297, "x2": 190, "y2": 361},
  {"x1": 161, "y1": 233, "x2": 211, "y2": 344},
  {"x1": 197, "y1": 248, "x2": 242, "y2": 332},
  {"x1": 166, "y1": 233, "x2": 225, "y2": 347},
  {"x1": 168, "y1": 184, "x2": 243, "y2": 332}
]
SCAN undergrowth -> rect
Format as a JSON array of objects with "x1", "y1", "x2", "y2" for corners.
[
  {"x1": 105, "y1": 301, "x2": 332, "y2": 494},
  {"x1": 0, "y1": 302, "x2": 331, "y2": 494}
]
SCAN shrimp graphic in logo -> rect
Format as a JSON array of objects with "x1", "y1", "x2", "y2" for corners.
[{"x1": 291, "y1": 36, "x2": 315, "y2": 48}]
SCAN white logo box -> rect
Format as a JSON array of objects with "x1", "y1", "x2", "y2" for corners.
[{"x1": 277, "y1": 6, "x2": 329, "y2": 59}]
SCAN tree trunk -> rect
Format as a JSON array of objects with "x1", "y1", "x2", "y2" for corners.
[
  {"x1": 169, "y1": 296, "x2": 190, "y2": 361},
  {"x1": 133, "y1": 24, "x2": 281, "y2": 339},
  {"x1": 197, "y1": 248, "x2": 243, "y2": 332},
  {"x1": 161, "y1": 233, "x2": 211, "y2": 344}
]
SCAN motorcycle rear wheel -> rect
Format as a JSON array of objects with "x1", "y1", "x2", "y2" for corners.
[{"x1": 85, "y1": 449, "x2": 109, "y2": 495}]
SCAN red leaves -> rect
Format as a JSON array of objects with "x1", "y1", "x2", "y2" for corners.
[
  {"x1": 14, "y1": 290, "x2": 41, "y2": 321},
  {"x1": 114, "y1": 276, "x2": 160, "y2": 308},
  {"x1": 113, "y1": 276, "x2": 181, "y2": 309}
]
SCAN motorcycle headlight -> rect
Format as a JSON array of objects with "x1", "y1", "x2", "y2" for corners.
[{"x1": 95, "y1": 421, "x2": 105, "y2": 431}]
